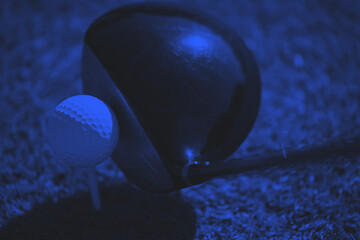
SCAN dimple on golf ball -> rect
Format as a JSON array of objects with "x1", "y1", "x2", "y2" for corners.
[{"x1": 46, "y1": 95, "x2": 119, "y2": 167}]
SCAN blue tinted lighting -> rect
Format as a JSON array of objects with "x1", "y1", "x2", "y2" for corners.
[
  {"x1": 180, "y1": 34, "x2": 211, "y2": 56},
  {"x1": 181, "y1": 35, "x2": 209, "y2": 50},
  {"x1": 185, "y1": 148, "x2": 195, "y2": 161}
]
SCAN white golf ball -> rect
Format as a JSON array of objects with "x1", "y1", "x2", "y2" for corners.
[{"x1": 46, "y1": 95, "x2": 119, "y2": 167}]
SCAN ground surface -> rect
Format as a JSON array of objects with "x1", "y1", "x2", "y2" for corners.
[{"x1": 1, "y1": 0, "x2": 360, "y2": 239}]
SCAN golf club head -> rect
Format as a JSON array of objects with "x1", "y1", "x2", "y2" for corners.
[{"x1": 81, "y1": 2, "x2": 261, "y2": 192}]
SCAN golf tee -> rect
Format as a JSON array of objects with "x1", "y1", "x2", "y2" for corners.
[{"x1": 87, "y1": 167, "x2": 101, "y2": 211}]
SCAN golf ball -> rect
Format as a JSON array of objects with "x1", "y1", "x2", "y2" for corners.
[{"x1": 46, "y1": 95, "x2": 119, "y2": 167}]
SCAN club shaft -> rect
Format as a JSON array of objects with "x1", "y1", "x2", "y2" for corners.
[{"x1": 187, "y1": 135, "x2": 360, "y2": 184}]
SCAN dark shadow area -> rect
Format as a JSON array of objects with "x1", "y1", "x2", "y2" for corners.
[{"x1": 0, "y1": 182, "x2": 197, "y2": 240}]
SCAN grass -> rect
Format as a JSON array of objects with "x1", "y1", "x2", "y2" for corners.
[{"x1": 1, "y1": 0, "x2": 360, "y2": 239}]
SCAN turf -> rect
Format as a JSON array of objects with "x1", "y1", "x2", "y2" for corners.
[{"x1": 1, "y1": 0, "x2": 360, "y2": 239}]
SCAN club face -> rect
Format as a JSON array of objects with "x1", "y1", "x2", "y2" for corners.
[
  {"x1": 81, "y1": 3, "x2": 261, "y2": 192},
  {"x1": 82, "y1": 44, "x2": 175, "y2": 192}
]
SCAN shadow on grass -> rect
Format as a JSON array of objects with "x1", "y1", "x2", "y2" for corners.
[{"x1": 0, "y1": 182, "x2": 197, "y2": 240}]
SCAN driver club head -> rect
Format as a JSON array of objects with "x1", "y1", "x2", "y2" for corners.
[{"x1": 81, "y1": 2, "x2": 261, "y2": 192}]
